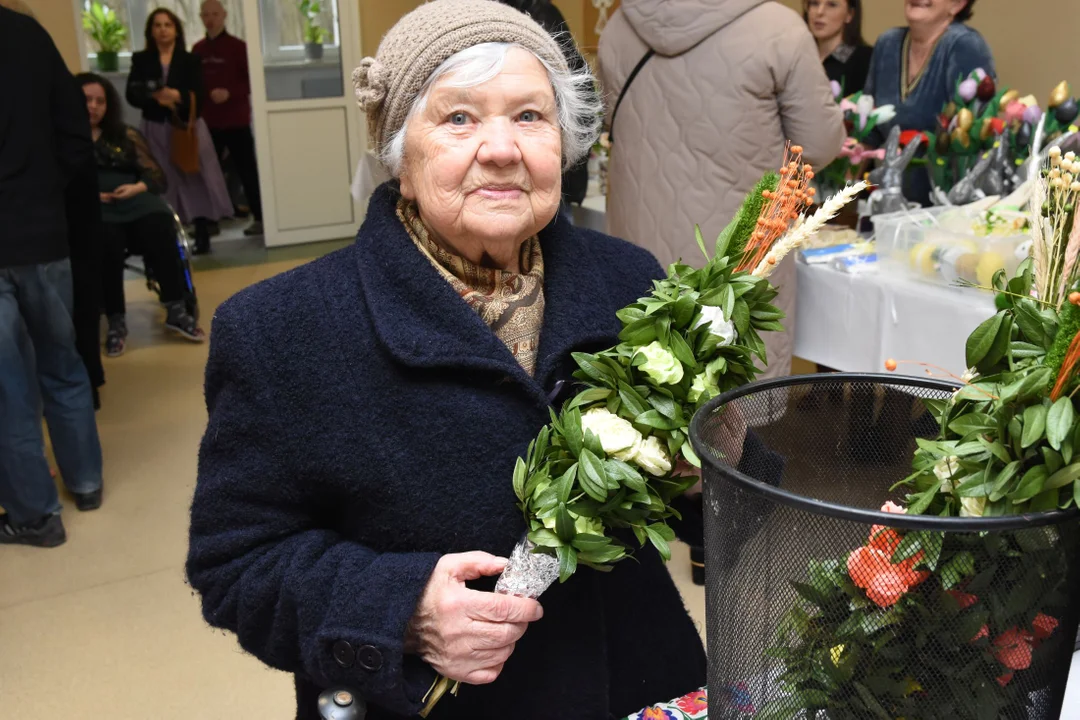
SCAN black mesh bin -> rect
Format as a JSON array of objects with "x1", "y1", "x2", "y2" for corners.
[{"x1": 689, "y1": 374, "x2": 1080, "y2": 720}]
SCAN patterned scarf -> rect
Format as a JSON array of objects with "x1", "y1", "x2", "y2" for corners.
[{"x1": 397, "y1": 198, "x2": 546, "y2": 376}]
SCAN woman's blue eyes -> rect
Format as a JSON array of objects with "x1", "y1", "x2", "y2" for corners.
[{"x1": 445, "y1": 111, "x2": 541, "y2": 125}]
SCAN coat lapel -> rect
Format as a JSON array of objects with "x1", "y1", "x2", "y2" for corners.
[{"x1": 353, "y1": 183, "x2": 621, "y2": 402}]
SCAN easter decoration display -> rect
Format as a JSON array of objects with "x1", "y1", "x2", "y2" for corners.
[
  {"x1": 817, "y1": 85, "x2": 897, "y2": 195},
  {"x1": 745, "y1": 145, "x2": 1080, "y2": 720}
]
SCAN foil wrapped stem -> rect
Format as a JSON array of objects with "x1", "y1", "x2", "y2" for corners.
[{"x1": 494, "y1": 537, "x2": 560, "y2": 599}]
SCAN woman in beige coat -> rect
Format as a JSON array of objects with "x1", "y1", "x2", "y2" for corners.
[{"x1": 599, "y1": 0, "x2": 844, "y2": 380}]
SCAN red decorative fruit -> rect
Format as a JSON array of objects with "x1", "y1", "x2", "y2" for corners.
[{"x1": 976, "y1": 76, "x2": 996, "y2": 102}]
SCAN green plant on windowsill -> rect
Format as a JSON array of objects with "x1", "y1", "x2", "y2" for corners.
[
  {"x1": 299, "y1": 0, "x2": 329, "y2": 59},
  {"x1": 82, "y1": 1, "x2": 127, "y2": 72}
]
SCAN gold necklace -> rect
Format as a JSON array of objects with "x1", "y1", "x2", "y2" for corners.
[{"x1": 900, "y1": 30, "x2": 944, "y2": 102}]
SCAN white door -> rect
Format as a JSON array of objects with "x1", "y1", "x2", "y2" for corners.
[{"x1": 241, "y1": 0, "x2": 364, "y2": 247}]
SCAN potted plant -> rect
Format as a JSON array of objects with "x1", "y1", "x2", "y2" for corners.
[
  {"x1": 82, "y1": 1, "x2": 127, "y2": 73},
  {"x1": 299, "y1": 0, "x2": 328, "y2": 61}
]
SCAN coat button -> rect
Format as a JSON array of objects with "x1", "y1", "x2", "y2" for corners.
[
  {"x1": 332, "y1": 640, "x2": 355, "y2": 668},
  {"x1": 357, "y1": 645, "x2": 383, "y2": 672}
]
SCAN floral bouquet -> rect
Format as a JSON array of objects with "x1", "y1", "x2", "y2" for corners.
[
  {"x1": 817, "y1": 86, "x2": 896, "y2": 194},
  {"x1": 419, "y1": 149, "x2": 866, "y2": 715},
  {"x1": 926, "y1": 68, "x2": 1013, "y2": 193},
  {"x1": 764, "y1": 148, "x2": 1080, "y2": 719}
]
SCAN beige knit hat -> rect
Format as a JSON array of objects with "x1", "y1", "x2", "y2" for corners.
[{"x1": 352, "y1": 0, "x2": 569, "y2": 159}]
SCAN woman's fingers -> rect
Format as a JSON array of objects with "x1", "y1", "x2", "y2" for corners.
[
  {"x1": 441, "y1": 551, "x2": 508, "y2": 582},
  {"x1": 468, "y1": 590, "x2": 543, "y2": 624}
]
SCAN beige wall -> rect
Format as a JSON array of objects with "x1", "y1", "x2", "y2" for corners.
[
  {"x1": 359, "y1": 0, "x2": 584, "y2": 56},
  {"x1": 2, "y1": 0, "x2": 83, "y2": 71},
  {"x1": 779, "y1": 0, "x2": 1077, "y2": 102}
]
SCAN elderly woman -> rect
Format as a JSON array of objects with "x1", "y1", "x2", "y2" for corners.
[
  {"x1": 186, "y1": 2, "x2": 708, "y2": 718},
  {"x1": 864, "y1": 0, "x2": 994, "y2": 203}
]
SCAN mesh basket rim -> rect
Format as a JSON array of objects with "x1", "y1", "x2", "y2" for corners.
[{"x1": 689, "y1": 373, "x2": 1080, "y2": 532}]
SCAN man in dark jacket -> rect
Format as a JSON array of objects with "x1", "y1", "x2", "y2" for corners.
[
  {"x1": 194, "y1": 0, "x2": 263, "y2": 236},
  {"x1": 0, "y1": 6, "x2": 105, "y2": 547}
]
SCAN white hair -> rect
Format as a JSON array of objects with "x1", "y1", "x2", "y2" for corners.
[{"x1": 381, "y1": 41, "x2": 601, "y2": 178}]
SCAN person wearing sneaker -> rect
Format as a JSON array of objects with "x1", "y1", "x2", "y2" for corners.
[
  {"x1": 1, "y1": 7, "x2": 105, "y2": 548},
  {"x1": 79, "y1": 73, "x2": 206, "y2": 353}
]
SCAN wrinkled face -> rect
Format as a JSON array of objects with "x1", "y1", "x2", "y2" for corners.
[
  {"x1": 152, "y1": 12, "x2": 177, "y2": 46},
  {"x1": 200, "y1": 2, "x2": 226, "y2": 35},
  {"x1": 905, "y1": 0, "x2": 967, "y2": 26},
  {"x1": 806, "y1": 0, "x2": 853, "y2": 42},
  {"x1": 398, "y1": 47, "x2": 563, "y2": 257},
  {"x1": 83, "y1": 82, "x2": 107, "y2": 128}
]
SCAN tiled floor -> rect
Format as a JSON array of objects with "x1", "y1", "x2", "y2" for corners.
[{"x1": 2, "y1": 241, "x2": 1074, "y2": 718}]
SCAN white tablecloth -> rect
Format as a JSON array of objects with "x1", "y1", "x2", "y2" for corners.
[{"x1": 793, "y1": 263, "x2": 996, "y2": 378}]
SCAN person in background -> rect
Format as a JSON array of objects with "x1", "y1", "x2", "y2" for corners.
[
  {"x1": 599, "y1": 0, "x2": 844, "y2": 383},
  {"x1": 495, "y1": 0, "x2": 590, "y2": 215},
  {"x1": 80, "y1": 73, "x2": 206, "y2": 356},
  {"x1": 194, "y1": 0, "x2": 263, "y2": 237},
  {"x1": 127, "y1": 7, "x2": 233, "y2": 254},
  {"x1": 1, "y1": 6, "x2": 106, "y2": 547},
  {"x1": 863, "y1": 0, "x2": 993, "y2": 204},
  {"x1": 805, "y1": 0, "x2": 873, "y2": 94}
]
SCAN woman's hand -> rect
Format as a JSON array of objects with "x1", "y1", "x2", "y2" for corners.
[
  {"x1": 99, "y1": 192, "x2": 115, "y2": 204},
  {"x1": 111, "y1": 182, "x2": 148, "y2": 200},
  {"x1": 209, "y1": 88, "x2": 230, "y2": 104},
  {"x1": 152, "y1": 87, "x2": 182, "y2": 109},
  {"x1": 406, "y1": 552, "x2": 543, "y2": 685}
]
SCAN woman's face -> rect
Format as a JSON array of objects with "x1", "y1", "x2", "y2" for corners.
[
  {"x1": 398, "y1": 47, "x2": 563, "y2": 261},
  {"x1": 905, "y1": 0, "x2": 968, "y2": 27},
  {"x1": 83, "y1": 82, "x2": 107, "y2": 129},
  {"x1": 806, "y1": 0, "x2": 852, "y2": 42},
  {"x1": 151, "y1": 12, "x2": 177, "y2": 47}
]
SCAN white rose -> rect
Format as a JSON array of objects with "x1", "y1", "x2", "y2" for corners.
[
  {"x1": 695, "y1": 306, "x2": 737, "y2": 347},
  {"x1": 959, "y1": 496, "x2": 987, "y2": 517},
  {"x1": 934, "y1": 456, "x2": 960, "y2": 491},
  {"x1": 632, "y1": 435, "x2": 673, "y2": 476},
  {"x1": 636, "y1": 341, "x2": 685, "y2": 385},
  {"x1": 688, "y1": 373, "x2": 719, "y2": 404},
  {"x1": 580, "y1": 407, "x2": 642, "y2": 455}
]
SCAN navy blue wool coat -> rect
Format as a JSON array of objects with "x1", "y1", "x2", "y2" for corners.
[{"x1": 186, "y1": 183, "x2": 708, "y2": 719}]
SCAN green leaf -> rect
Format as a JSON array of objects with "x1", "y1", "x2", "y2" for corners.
[
  {"x1": 1045, "y1": 462, "x2": 1080, "y2": 490},
  {"x1": 1022, "y1": 404, "x2": 1049, "y2": 448},
  {"x1": 694, "y1": 224, "x2": 709, "y2": 260},
  {"x1": 644, "y1": 525, "x2": 671, "y2": 561},
  {"x1": 1046, "y1": 397, "x2": 1075, "y2": 451},
  {"x1": 720, "y1": 284, "x2": 736, "y2": 318},
  {"x1": 618, "y1": 317, "x2": 658, "y2": 346},
  {"x1": 635, "y1": 410, "x2": 682, "y2": 430},
  {"x1": 617, "y1": 382, "x2": 649, "y2": 417},
  {"x1": 566, "y1": 387, "x2": 613, "y2": 410},
  {"x1": 731, "y1": 299, "x2": 750, "y2": 335},
  {"x1": 681, "y1": 441, "x2": 701, "y2": 468},
  {"x1": 668, "y1": 330, "x2": 698, "y2": 369},
  {"x1": 578, "y1": 449, "x2": 609, "y2": 502},
  {"x1": 907, "y1": 486, "x2": 938, "y2": 515},
  {"x1": 555, "y1": 503, "x2": 575, "y2": 543},
  {"x1": 528, "y1": 528, "x2": 561, "y2": 548},
  {"x1": 604, "y1": 459, "x2": 647, "y2": 492},
  {"x1": 562, "y1": 408, "x2": 583, "y2": 457},
  {"x1": 672, "y1": 294, "x2": 697, "y2": 329},
  {"x1": 1042, "y1": 447, "x2": 1064, "y2": 475},
  {"x1": 556, "y1": 544, "x2": 578, "y2": 582},
  {"x1": 572, "y1": 353, "x2": 617, "y2": 387},
  {"x1": 512, "y1": 457, "x2": 527, "y2": 501},
  {"x1": 555, "y1": 463, "x2": 577, "y2": 504},
  {"x1": 966, "y1": 313, "x2": 1004, "y2": 369},
  {"x1": 989, "y1": 460, "x2": 1022, "y2": 502},
  {"x1": 939, "y1": 551, "x2": 975, "y2": 588},
  {"x1": 714, "y1": 212, "x2": 740, "y2": 258},
  {"x1": 977, "y1": 436, "x2": 1012, "y2": 464},
  {"x1": 1010, "y1": 341, "x2": 1046, "y2": 359},
  {"x1": 1013, "y1": 299, "x2": 1050, "y2": 347},
  {"x1": 1012, "y1": 465, "x2": 1049, "y2": 503},
  {"x1": 948, "y1": 412, "x2": 996, "y2": 437}
]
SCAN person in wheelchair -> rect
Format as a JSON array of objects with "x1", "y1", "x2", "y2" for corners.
[{"x1": 78, "y1": 73, "x2": 205, "y2": 356}]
